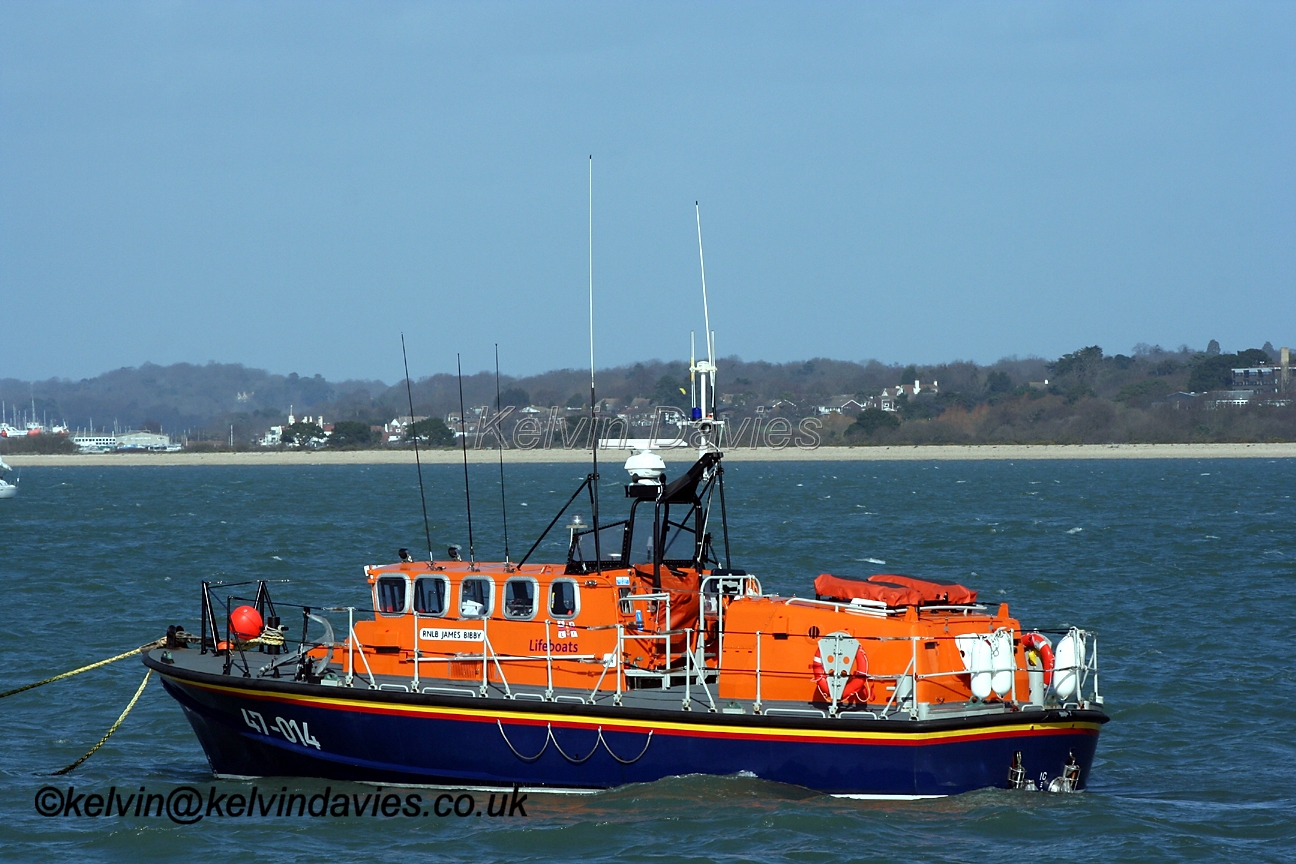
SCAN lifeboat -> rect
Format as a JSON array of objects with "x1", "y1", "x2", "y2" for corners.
[
  {"x1": 144, "y1": 435, "x2": 1108, "y2": 798},
  {"x1": 144, "y1": 283, "x2": 1106, "y2": 798}
]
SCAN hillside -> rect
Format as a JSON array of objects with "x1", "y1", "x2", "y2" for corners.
[{"x1": 1, "y1": 341, "x2": 1292, "y2": 448}]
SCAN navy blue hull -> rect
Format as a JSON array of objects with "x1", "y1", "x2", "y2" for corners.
[{"x1": 156, "y1": 665, "x2": 1104, "y2": 798}]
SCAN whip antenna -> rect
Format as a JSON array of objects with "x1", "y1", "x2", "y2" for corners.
[
  {"x1": 456, "y1": 353, "x2": 477, "y2": 567},
  {"x1": 588, "y1": 155, "x2": 602, "y2": 569},
  {"x1": 696, "y1": 202, "x2": 714, "y2": 365},
  {"x1": 495, "y1": 343, "x2": 512, "y2": 567},
  {"x1": 401, "y1": 334, "x2": 434, "y2": 563}
]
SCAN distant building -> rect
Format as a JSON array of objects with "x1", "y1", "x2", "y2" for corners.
[
  {"x1": 1231, "y1": 366, "x2": 1278, "y2": 390},
  {"x1": 72, "y1": 434, "x2": 118, "y2": 452},
  {"x1": 867, "y1": 380, "x2": 940, "y2": 412},
  {"x1": 817, "y1": 396, "x2": 867, "y2": 415},
  {"x1": 115, "y1": 431, "x2": 174, "y2": 451},
  {"x1": 382, "y1": 415, "x2": 427, "y2": 444}
]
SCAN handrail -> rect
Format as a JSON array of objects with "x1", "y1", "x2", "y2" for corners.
[{"x1": 347, "y1": 624, "x2": 377, "y2": 689}]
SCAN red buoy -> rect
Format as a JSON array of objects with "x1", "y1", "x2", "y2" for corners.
[{"x1": 229, "y1": 605, "x2": 264, "y2": 640}]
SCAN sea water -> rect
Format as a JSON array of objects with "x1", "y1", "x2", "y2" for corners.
[{"x1": 0, "y1": 459, "x2": 1292, "y2": 863}]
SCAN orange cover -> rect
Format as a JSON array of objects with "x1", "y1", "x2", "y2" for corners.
[
  {"x1": 867, "y1": 574, "x2": 977, "y2": 605},
  {"x1": 814, "y1": 573, "x2": 923, "y2": 607}
]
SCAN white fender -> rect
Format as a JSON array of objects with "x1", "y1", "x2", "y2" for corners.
[
  {"x1": 991, "y1": 630, "x2": 1014, "y2": 697},
  {"x1": 969, "y1": 637, "x2": 993, "y2": 700},
  {"x1": 1052, "y1": 630, "x2": 1084, "y2": 701},
  {"x1": 955, "y1": 633, "x2": 980, "y2": 670}
]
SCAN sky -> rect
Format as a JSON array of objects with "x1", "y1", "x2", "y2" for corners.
[{"x1": 2, "y1": 2, "x2": 1293, "y2": 383}]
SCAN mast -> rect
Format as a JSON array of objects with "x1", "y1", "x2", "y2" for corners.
[
  {"x1": 495, "y1": 343, "x2": 512, "y2": 568},
  {"x1": 401, "y1": 334, "x2": 434, "y2": 563},
  {"x1": 588, "y1": 155, "x2": 602, "y2": 569},
  {"x1": 456, "y1": 354, "x2": 477, "y2": 568}
]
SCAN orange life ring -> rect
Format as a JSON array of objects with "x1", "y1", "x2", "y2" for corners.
[
  {"x1": 1021, "y1": 632, "x2": 1054, "y2": 686},
  {"x1": 812, "y1": 646, "x2": 873, "y2": 704}
]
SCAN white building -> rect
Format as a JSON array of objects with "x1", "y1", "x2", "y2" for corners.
[
  {"x1": 116, "y1": 431, "x2": 174, "y2": 451},
  {"x1": 72, "y1": 434, "x2": 118, "y2": 452}
]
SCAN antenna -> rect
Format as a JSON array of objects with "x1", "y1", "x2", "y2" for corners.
[
  {"x1": 456, "y1": 353, "x2": 477, "y2": 567},
  {"x1": 691, "y1": 202, "x2": 722, "y2": 448},
  {"x1": 690, "y1": 331, "x2": 697, "y2": 408},
  {"x1": 588, "y1": 155, "x2": 602, "y2": 569},
  {"x1": 696, "y1": 202, "x2": 713, "y2": 366},
  {"x1": 494, "y1": 343, "x2": 512, "y2": 568},
  {"x1": 401, "y1": 334, "x2": 434, "y2": 563}
]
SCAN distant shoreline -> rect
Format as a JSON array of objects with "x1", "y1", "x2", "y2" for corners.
[{"x1": 5, "y1": 442, "x2": 1296, "y2": 466}]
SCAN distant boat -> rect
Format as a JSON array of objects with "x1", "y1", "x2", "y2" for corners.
[{"x1": 0, "y1": 456, "x2": 16, "y2": 499}]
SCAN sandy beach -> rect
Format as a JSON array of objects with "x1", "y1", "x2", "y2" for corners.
[{"x1": 5, "y1": 442, "x2": 1295, "y2": 467}]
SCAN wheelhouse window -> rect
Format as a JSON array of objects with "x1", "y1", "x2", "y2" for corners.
[
  {"x1": 503, "y1": 577, "x2": 537, "y2": 620},
  {"x1": 459, "y1": 576, "x2": 495, "y2": 619},
  {"x1": 375, "y1": 575, "x2": 408, "y2": 616},
  {"x1": 413, "y1": 575, "x2": 448, "y2": 616},
  {"x1": 549, "y1": 579, "x2": 579, "y2": 619}
]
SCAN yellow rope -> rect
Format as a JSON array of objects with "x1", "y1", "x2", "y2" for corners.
[
  {"x1": 0, "y1": 638, "x2": 165, "y2": 700},
  {"x1": 52, "y1": 669, "x2": 152, "y2": 775}
]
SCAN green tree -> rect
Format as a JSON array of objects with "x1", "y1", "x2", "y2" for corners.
[
  {"x1": 1114, "y1": 379, "x2": 1171, "y2": 409},
  {"x1": 899, "y1": 365, "x2": 918, "y2": 384},
  {"x1": 280, "y1": 421, "x2": 325, "y2": 448},
  {"x1": 985, "y1": 371, "x2": 1013, "y2": 393},
  {"x1": 652, "y1": 375, "x2": 688, "y2": 408},
  {"x1": 845, "y1": 408, "x2": 901, "y2": 442},
  {"x1": 1187, "y1": 354, "x2": 1237, "y2": 392},
  {"x1": 498, "y1": 387, "x2": 531, "y2": 408},
  {"x1": 1050, "y1": 346, "x2": 1104, "y2": 378},
  {"x1": 328, "y1": 420, "x2": 375, "y2": 448},
  {"x1": 406, "y1": 417, "x2": 455, "y2": 447},
  {"x1": 1236, "y1": 348, "x2": 1271, "y2": 366}
]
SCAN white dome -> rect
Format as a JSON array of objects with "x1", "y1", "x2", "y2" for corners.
[{"x1": 624, "y1": 450, "x2": 667, "y2": 484}]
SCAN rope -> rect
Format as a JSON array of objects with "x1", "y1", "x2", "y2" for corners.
[
  {"x1": 244, "y1": 627, "x2": 285, "y2": 647},
  {"x1": 600, "y1": 728, "x2": 653, "y2": 765},
  {"x1": 497, "y1": 719, "x2": 549, "y2": 762},
  {"x1": 0, "y1": 638, "x2": 165, "y2": 700},
  {"x1": 52, "y1": 669, "x2": 152, "y2": 775},
  {"x1": 497, "y1": 720, "x2": 652, "y2": 765},
  {"x1": 547, "y1": 725, "x2": 598, "y2": 764}
]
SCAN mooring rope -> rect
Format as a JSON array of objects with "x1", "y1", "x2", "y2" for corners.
[
  {"x1": 52, "y1": 669, "x2": 153, "y2": 775},
  {"x1": 0, "y1": 638, "x2": 165, "y2": 700}
]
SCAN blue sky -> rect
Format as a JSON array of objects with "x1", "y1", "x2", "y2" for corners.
[{"x1": 2, "y1": 2, "x2": 1292, "y2": 383}]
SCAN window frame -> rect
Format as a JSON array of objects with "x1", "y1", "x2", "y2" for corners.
[
  {"x1": 412, "y1": 574, "x2": 449, "y2": 617},
  {"x1": 458, "y1": 576, "x2": 496, "y2": 620},
  {"x1": 502, "y1": 576, "x2": 539, "y2": 621},
  {"x1": 548, "y1": 578, "x2": 580, "y2": 620},
  {"x1": 374, "y1": 574, "x2": 411, "y2": 617}
]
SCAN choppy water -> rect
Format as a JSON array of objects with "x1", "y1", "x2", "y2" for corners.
[{"x1": 1, "y1": 458, "x2": 1293, "y2": 863}]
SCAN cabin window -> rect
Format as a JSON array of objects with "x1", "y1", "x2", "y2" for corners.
[
  {"x1": 413, "y1": 575, "x2": 448, "y2": 616},
  {"x1": 549, "y1": 579, "x2": 579, "y2": 619},
  {"x1": 503, "y1": 577, "x2": 538, "y2": 620},
  {"x1": 375, "y1": 576, "x2": 408, "y2": 616},
  {"x1": 459, "y1": 576, "x2": 495, "y2": 619},
  {"x1": 626, "y1": 500, "x2": 657, "y2": 565}
]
